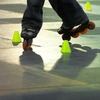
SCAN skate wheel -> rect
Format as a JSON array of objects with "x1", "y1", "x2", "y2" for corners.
[
  {"x1": 23, "y1": 40, "x2": 31, "y2": 51},
  {"x1": 62, "y1": 34, "x2": 71, "y2": 41},
  {"x1": 88, "y1": 21, "x2": 95, "y2": 30},
  {"x1": 80, "y1": 28, "x2": 88, "y2": 34},
  {"x1": 72, "y1": 33, "x2": 79, "y2": 38},
  {"x1": 70, "y1": 29, "x2": 79, "y2": 38}
]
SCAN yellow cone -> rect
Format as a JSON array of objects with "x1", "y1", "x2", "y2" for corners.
[
  {"x1": 85, "y1": 2, "x2": 92, "y2": 11},
  {"x1": 12, "y1": 31, "x2": 22, "y2": 43},
  {"x1": 61, "y1": 40, "x2": 71, "y2": 53}
]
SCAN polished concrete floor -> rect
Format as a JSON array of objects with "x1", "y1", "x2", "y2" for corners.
[{"x1": 0, "y1": 0, "x2": 100, "y2": 100}]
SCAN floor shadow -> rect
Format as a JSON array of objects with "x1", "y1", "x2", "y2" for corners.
[
  {"x1": 19, "y1": 50, "x2": 44, "y2": 70},
  {"x1": 49, "y1": 43, "x2": 100, "y2": 82}
]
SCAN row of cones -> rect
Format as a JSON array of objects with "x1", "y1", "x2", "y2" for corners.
[
  {"x1": 12, "y1": 1, "x2": 92, "y2": 52},
  {"x1": 12, "y1": 31, "x2": 71, "y2": 53}
]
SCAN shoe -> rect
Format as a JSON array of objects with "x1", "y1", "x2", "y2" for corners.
[
  {"x1": 57, "y1": 24, "x2": 73, "y2": 34},
  {"x1": 21, "y1": 28, "x2": 37, "y2": 39}
]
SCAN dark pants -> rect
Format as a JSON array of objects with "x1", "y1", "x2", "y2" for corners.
[{"x1": 22, "y1": 0, "x2": 88, "y2": 36}]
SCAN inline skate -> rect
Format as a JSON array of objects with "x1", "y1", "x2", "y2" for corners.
[
  {"x1": 21, "y1": 28, "x2": 36, "y2": 51},
  {"x1": 58, "y1": 21, "x2": 95, "y2": 41}
]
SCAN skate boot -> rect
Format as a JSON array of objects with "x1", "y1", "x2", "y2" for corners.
[
  {"x1": 57, "y1": 24, "x2": 73, "y2": 41},
  {"x1": 58, "y1": 20, "x2": 95, "y2": 41},
  {"x1": 21, "y1": 28, "x2": 36, "y2": 51}
]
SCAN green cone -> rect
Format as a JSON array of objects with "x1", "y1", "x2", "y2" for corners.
[
  {"x1": 12, "y1": 31, "x2": 22, "y2": 43},
  {"x1": 61, "y1": 40, "x2": 71, "y2": 53}
]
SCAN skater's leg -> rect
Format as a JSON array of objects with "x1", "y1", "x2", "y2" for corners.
[
  {"x1": 21, "y1": 0, "x2": 45, "y2": 39},
  {"x1": 61, "y1": 0, "x2": 89, "y2": 26},
  {"x1": 49, "y1": 0, "x2": 95, "y2": 41},
  {"x1": 49, "y1": 0, "x2": 89, "y2": 27},
  {"x1": 49, "y1": 0, "x2": 89, "y2": 37},
  {"x1": 49, "y1": 0, "x2": 74, "y2": 27}
]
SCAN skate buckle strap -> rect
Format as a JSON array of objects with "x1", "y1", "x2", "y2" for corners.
[{"x1": 27, "y1": 28, "x2": 35, "y2": 33}]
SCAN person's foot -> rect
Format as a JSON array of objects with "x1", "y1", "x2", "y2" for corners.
[
  {"x1": 57, "y1": 24, "x2": 73, "y2": 34},
  {"x1": 21, "y1": 28, "x2": 37, "y2": 39}
]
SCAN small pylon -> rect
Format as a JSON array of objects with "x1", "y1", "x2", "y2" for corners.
[
  {"x1": 61, "y1": 40, "x2": 71, "y2": 53},
  {"x1": 12, "y1": 31, "x2": 22, "y2": 43},
  {"x1": 85, "y1": 2, "x2": 92, "y2": 11}
]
